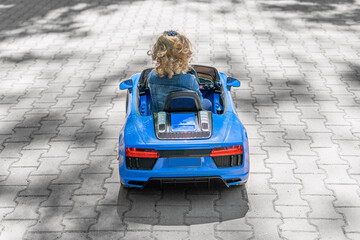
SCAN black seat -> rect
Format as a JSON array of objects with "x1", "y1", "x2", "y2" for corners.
[{"x1": 163, "y1": 90, "x2": 202, "y2": 112}]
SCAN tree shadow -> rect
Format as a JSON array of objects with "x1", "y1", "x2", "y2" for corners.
[
  {"x1": 0, "y1": 0, "x2": 146, "y2": 41},
  {"x1": 260, "y1": 0, "x2": 360, "y2": 26}
]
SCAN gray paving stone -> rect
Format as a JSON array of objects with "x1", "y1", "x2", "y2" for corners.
[
  {"x1": 345, "y1": 156, "x2": 360, "y2": 174},
  {"x1": 105, "y1": 163, "x2": 120, "y2": 183},
  {"x1": 314, "y1": 147, "x2": 348, "y2": 165},
  {"x1": 60, "y1": 113, "x2": 88, "y2": 127},
  {"x1": 31, "y1": 157, "x2": 66, "y2": 175},
  {"x1": 247, "y1": 194, "x2": 280, "y2": 218},
  {"x1": 19, "y1": 175, "x2": 57, "y2": 197},
  {"x1": 247, "y1": 174, "x2": 274, "y2": 194},
  {"x1": 88, "y1": 231, "x2": 125, "y2": 240},
  {"x1": 83, "y1": 156, "x2": 112, "y2": 174},
  {"x1": 29, "y1": 206, "x2": 71, "y2": 232},
  {"x1": 65, "y1": 195, "x2": 102, "y2": 219},
  {"x1": 310, "y1": 219, "x2": 348, "y2": 240},
  {"x1": 286, "y1": 140, "x2": 317, "y2": 156},
  {"x1": 247, "y1": 218, "x2": 283, "y2": 240},
  {"x1": 328, "y1": 185, "x2": 360, "y2": 207},
  {"x1": 91, "y1": 139, "x2": 117, "y2": 156},
  {"x1": 185, "y1": 194, "x2": 219, "y2": 219},
  {"x1": 0, "y1": 220, "x2": 37, "y2": 240},
  {"x1": 11, "y1": 149, "x2": 45, "y2": 168},
  {"x1": 124, "y1": 194, "x2": 160, "y2": 223},
  {"x1": 1, "y1": 0, "x2": 360, "y2": 238},
  {"x1": 98, "y1": 183, "x2": 122, "y2": 206},
  {"x1": 321, "y1": 165, "x2": 357, "y2": 185},
  {"x1": 42, "y1": 142, "x2": 71, "y2": 157},
  {"x1": 6, "y1": 127, "x2": 38, "y2": 143},
  {"x1": 188, "y1": 223, "x2": 218, "y2": 240},
  {"x1": 335, "y1": 139, "x2": 360, "y2": 156},
  {"x1": 337, "y1": 208, "x2": 360, "y2": 235},
  {"x1": 304, "y1": 195, "x2": 343, "y2": 219},
  {"x1": 23, "y1": 134, "x2": 54, "y2": 150},
  {"x1": 73, "y1": 132, "x2": 98, "y2": 148},
  {"x1": 297, "y1": 174, "x2": 333, "y2": 195},
  {"x1": 292, "y1": 156, "x2": 324, "y2": 174},
  {"x1": 263, "y1": 147, "x2": 293, "y2": 164},
  {"x1": 345, "y1": 233, "x2": 360, "y2": 240},
  {"x1": 273, "y1": 184, "x2": 308, "y2": 206},
  {"x1": 0, "y1": 167, "x2": 35, "y2": 186},
  {"x1": 280, "y1": 218, "x2": 317, "y2": 232},
  {"x1": 268, "y1": 164, "x2": 300, "y2": 184},
  {"x1": 0, "y1": 186, "x2": 26, "y2": 207},
  {"x1": 74, "y1": 173, "x2": 108, "y2": 195},
  {"x1": 5, "y1": 196, "x2": 46, "y2": 220},
  {"x1": 59, "y1": 232, "x2": 90, "y2": 240},
  {"x1": 153, "y1": 231, "x2": 189, "y2": 240},
  {"x1": 122, "y1": 231, "x2": 153, "y2": 240},
  {"x1": 62, "y1": 148, "x2": 94, "y2": 165},
  {"x1": 41, "y1": 184, "x2": 79, "y2": 207},
  {"x1": 281, "y1": 231, "x2": 319, "y2": 240},
  {"x1": 52, "y1": 165, "x2": 87, "y2": 184},
  {"x1": 275, "y1": 205, "x2": 311, "y2": 219},
  {"x1": 0, "y1": 208, "x2": 14, "y2": 222},
  {"x1": 91, "y1": 205, "x2": 127, "y2": 231},
  {"x1": 0, "y1": 143, "x2": 27, "y2": 158}
]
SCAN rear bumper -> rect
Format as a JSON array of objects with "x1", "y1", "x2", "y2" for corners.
[{"x1": 119, "y1": 156, "x2": 249, "y2": 188}]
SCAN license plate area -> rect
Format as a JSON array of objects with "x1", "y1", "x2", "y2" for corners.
[{"x1": 168, "y1": 157, "x2": 201, "y2": 167}]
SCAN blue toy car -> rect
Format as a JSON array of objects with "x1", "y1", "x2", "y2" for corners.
[{"x1": 118, "y1": 65, "x2": 249, "y2": 188}]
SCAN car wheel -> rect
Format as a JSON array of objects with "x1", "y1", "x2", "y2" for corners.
[
  {"x1": 125, "y1": 91, "x2": 129, "y2": 113},
  {"x1": 232, "y1": 180, "x2": 247, "y2": 187},
  {"x1": 121, "y1": 182, "x2": 132, "y2": 189}
]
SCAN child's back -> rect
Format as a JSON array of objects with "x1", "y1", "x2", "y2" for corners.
[
  {"x1": 148, "y1": 30, "x2": 209, "y2": 113},
  {"x1": 148, "y1": 70, "x2": 203, "y2": 113}
]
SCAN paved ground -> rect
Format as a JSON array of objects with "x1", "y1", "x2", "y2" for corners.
[{"x1": 0, "y1": 0, "x2": 360, "y2": 239}]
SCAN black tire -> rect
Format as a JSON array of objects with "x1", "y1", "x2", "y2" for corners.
[
  {"x1": 121, "y1": 182, "x2": 132, "y2": 189},
  {"x1": 125, "y1": 91, "x2": 129, "y2": 113}
]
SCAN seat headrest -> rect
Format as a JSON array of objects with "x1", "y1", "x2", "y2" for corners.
[{"x1": 163, "y1": 90, "x2": 202, "y2": 112}]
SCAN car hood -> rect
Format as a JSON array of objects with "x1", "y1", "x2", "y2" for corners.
[{"x1": 124, "y1": 111, "x2": 245, "y2": 150}]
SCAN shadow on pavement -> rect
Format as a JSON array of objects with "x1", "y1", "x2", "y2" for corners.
[
  {"x1": 117, "y1": 183, "x2": 249, "y2": 226},
  {"x1": 261, "y1": 0, "x2": 360, "y2": 26}
]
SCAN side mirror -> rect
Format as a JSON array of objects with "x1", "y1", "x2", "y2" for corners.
[
  {"x1": 119, "y1": 79, "x2": 133, "y2": 91},
  {"x1": 226, "y1": 77, "x2": 240, "y2": 90}
]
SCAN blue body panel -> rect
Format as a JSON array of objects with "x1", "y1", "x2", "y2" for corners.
[{"x1": 118, "y1": 70, "x2": 250, "y2": 188}]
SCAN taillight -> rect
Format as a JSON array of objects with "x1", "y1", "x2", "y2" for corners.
[
  {"x1": 210, "y1": 145, "x2": 243, "y2": 157},
  {"x1": 125, "y1": 148, "x2": 159, "y2": 158}
]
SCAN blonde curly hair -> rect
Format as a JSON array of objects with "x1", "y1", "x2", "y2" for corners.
[{"x1": 151, "y1": 31, "x2": 192, "y2": 79}]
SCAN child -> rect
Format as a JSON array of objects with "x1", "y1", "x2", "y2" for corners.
[{"x1": 147, "y1": 30, "x2": 211, "y2": 113}]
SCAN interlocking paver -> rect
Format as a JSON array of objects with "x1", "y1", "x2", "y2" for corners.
[
  {"x1": 1, "y1": 0, "x2": 360, "y2": 239},
  {"x1": 91, "y1": 205, "x2": 127, "y2": 231},
  {"x1": 310, "y1": 219, "x2": 348, "y2": 240},
  {"x1": 0, "y1": 167, "x2": 35, "y2": 186},
  {"x1": 0, "y1": 220, "x2": 37, "y2": 240},
  {"x1": 247, "y1": 218, "x2": 282, "y2": 239},
  {"x1": 19, "y1": 175, "x2": 57, "y2": 197},
  {"x1": 28, "y1": 206, "x2": 71, "y2": 232},
  {"x1": 41, "y1": 184, "x2": 79, "y2": 207},
  {"x1": 4, "y1": 197, "x2": 46, "y2": 220},
  {"x1": 74, "y1": 173, "x2": 108, "y2": 195},
  {"x1": 273, "y1": 184, "x2": 308, "y2": 206}
]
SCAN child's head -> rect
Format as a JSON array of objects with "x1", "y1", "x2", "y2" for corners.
[{"x1": 151, "y1": 30, "x2": 192, "y2": 79}]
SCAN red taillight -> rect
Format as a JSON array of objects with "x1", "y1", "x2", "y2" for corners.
[
  {"x1": 210, "y1": 145, "x2": 243, "y2": 157},
  {"x1": 125, "y1": 148, "x2": 159, "y2": 158}
]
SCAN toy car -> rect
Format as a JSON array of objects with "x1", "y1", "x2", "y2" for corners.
[{"x1": 118, "y1": 65, "x2": 249, "y2": 188}]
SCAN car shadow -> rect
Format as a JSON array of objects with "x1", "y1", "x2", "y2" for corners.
[{"x1": 116, "y1": 183, "x2": 249, "y2": 226}]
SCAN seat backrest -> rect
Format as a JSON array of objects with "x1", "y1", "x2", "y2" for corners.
[{"x1": 163, "y1": 90, "x2": 202, "y2": 112}]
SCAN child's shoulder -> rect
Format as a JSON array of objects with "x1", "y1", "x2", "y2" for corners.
[
  {"x1": 179, "y1": 72, "x2": 195, "y2": 81},
  {"x1": 148, "y1": 70, "x2": 195, "y2": 82}
]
